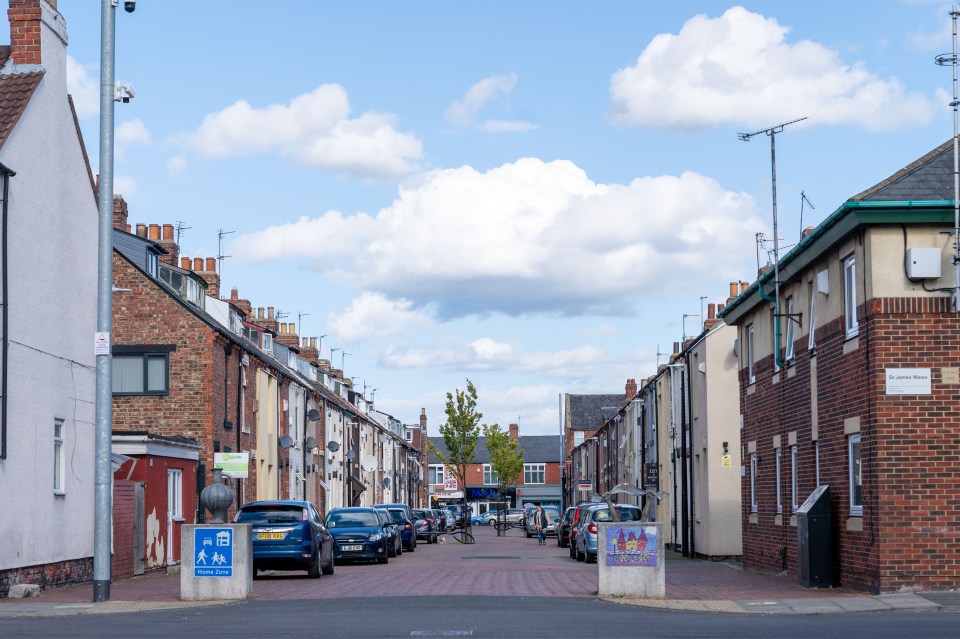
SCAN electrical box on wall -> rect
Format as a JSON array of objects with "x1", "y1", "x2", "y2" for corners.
[{"x1": 906, "y1": 247, "x2": 941, "y2": 280}]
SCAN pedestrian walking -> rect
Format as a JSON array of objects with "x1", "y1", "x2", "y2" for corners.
[{"x1": 533, "y1": 504, "x2": 551, "y2": 545}]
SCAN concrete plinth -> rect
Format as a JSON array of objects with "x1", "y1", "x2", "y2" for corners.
[
  {"x1": 180, "y1": 524, "x2": 252, "y2": 601},
  {"x1": 597, "y1": 521, "x2": 664, "y2": 598}
]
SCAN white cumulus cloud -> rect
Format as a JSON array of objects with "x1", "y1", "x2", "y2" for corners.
[
  {"x1": 328, "y1": 293, "x2": 432, "y2": 342},
  {"x1": 187, "y1": 84, "x2": 422, "y2": 179},
  {"x1": 65, "y1": 56, "x2": 98, "y2": 118},
  {"x1": 609, "y1": 6, "x2": 934, "y2": 130},
  {"x1": 232, "y1": 158, "x2": 762, "y2": 318}
]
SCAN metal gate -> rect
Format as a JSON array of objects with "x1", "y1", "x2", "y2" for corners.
[{"x1": 134, "y1": 482, "x2": 145, "y2": 576}]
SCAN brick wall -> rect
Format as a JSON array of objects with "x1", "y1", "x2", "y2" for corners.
[
  {"x1": 0, "y1": 557, "x2": 94, "y2": 598},
  {"x1": 741, "y1": 294, "x2": 960, "y2": 593}
]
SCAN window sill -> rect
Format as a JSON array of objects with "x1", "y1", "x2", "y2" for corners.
[
  {"x1": 847, "y1": 515, "x2": 863, "y2": 532},
  {"x1": 748, "y1": 512, "x2": 758, "y2": 524},
  {"x1": 842, "y1": 335, "x2": 860, "y2": 354},
  {"x1": 53, "y1": 490, "x2": 65, "y2": 497}
]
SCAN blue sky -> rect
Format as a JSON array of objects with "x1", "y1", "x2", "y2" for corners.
[{"x1": 37, "y1": 1, "x2": 957, "y2": 435}]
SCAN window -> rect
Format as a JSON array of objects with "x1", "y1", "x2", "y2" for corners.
[
  {"x1": 112, "y1": 346, "x2": 172, "y2": 395},
  {"x1": 849, "y1": 434, "x2": 863, "y2": 516},
  {"x1": 808, "y1": 280, "x2": 817, "y2": 352},
  {"x1": 747, "y1": 324, "x2": 755, "y2": 383},
  {"x1": 775, "y1": 448, "x2": 782, "y2": 514},
  {"x1": 483, "y1": 464, "x2": 499, "y2": 485},
  {"x1": 791, "y1": 445, "x2": 798, "y2": 512},
  {"x1": 262, "y1": 333, "x2": 273, "y2": 351},
  {"x1": 429, "y1": 465, "x2": 445, "y2": 486},
  {"x1": 168, "y1": 469, "x2": 183, "y2": 519},
  {"x1": 574, "y1": 431, "x2": 585, "y2": 446},
  {"x1": 771, "y1": 308, "x2": 780, "y2": 372},
  {"x1": 404, "y1": 429, "x2": 412, "y2": 442},
  {"x1": 844, "y1": 255, "x2": 858, "y2": 338},
  {"x1": 750, "y1": 453, "x2": 758, "y2": 513},
  {"x1": 815, "y1": 441, "x2": 820, "y2": 486},
  {"x1": 53, "y1": 419, "x2": 64, "y2": 494},
  {"x1": 146, "y1": 252, "x2": 158, "y2": 278},
  {"x1": 784, "y1": 297, "x2": 795, "y2": 361},
  {"x1": 524, "y1": 463, "x2": 545, "y2": 485}
]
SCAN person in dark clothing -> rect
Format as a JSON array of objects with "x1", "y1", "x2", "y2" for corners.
[{"x1": 533, "y1": 504, "x2": 551, "y2": 545}]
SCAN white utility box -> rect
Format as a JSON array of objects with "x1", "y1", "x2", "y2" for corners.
[{"x1": 906, "y1": 248, "x2": 941, "y2": 280}]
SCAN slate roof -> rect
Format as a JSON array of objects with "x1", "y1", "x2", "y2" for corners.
[
  {"x1": 0, "y1": 70, "x2": 43, "y2": 151},
  {"x1": 429, "y1": 434, "x2": 561, "y2": 464},
  {"x1": 567, "y1": 393, "x2": 623, "y2": 431},
  {"x1": 850, "y1": 139, "x2": 955, "y2": 203}
]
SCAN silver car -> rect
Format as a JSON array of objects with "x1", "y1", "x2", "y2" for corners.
[{"x1": 574, "y1": 504, "x2": 644, "y2": 563}]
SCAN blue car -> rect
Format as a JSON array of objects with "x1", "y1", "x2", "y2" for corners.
[
  {"x1": 326, "y1": 507, "x2": 392, "y2": 564},
  {"x1": 234, "y1": 500, "x2": 334, "y2": 578},
  {"x1": 374, "y1": 503, "x2": 417, "y2": 552}
]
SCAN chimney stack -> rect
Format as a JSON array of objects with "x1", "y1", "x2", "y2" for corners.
[
  {"x1": 8, "y1": 0, "x2": 48, "y2": 66},
  {"x1": 227, "y1": 287, "x2": 252, "y2": 320},
  {"x1": 625, "y1": 378, "x2": 637, "y2": 402},
  {"x1": 113, "y1": 196, "x2": 128, "y2": 230},
  {"x1": 275, "y1": 322, "x2": 299, "y2": 348},
  {"x1": 157, "y1": 224, "x2": 179, "y2": 265},
  {"x1": 300, "y1": 337, "x2": 319, "y2": 364},
  {"x1": 508, "y1": 423, "x2": 519, "y2": 442}
]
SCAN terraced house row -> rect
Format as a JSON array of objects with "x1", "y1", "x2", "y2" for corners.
[
  {"x1": 565, "y1": 141, "x2": 960, "y2": 594},
  {"x1": 0, "y1": 0, "x2": 428, "y2": 596}
]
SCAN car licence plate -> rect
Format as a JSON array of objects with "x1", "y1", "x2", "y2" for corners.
[
  {"x1": 341, "y1": 544, "x2": 362, "y2": 551},
  {"x1": 257, "y1": 532, "x2": 285, "y2": 540}
]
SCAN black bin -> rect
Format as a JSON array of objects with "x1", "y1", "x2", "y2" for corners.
[{"x1": 796, "y1": 484, "x2": 832, "y2": 588}]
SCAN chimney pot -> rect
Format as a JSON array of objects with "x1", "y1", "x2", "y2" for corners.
[
  {"x1": 136, "y1": 223, "x2": 147, "y2": 238},
  {"x1": 206, "y1": 257, "x2": 216, "y2": 272},
  {"x1": 192, "y1": 257, "x2": 203, "y2": 271},
  {"x1": 257, "y1": 307, "x2": 265, "y2": 319},
  {"x1": 708, "y1": 303, "x2": 716, "y2": 320},
  {"x1": 180, "y1": 257, "x2": 191, "y2": 270},
  {"x1": 148, "y1": 224, "x2": 161, "y2": 240},
  {"x1": 740, "y1": 281, "x2": 749, "y2": 294},
  {"x1": 268, "y1": 307, "x2": 275, "y2": 319},
  {"x1": 729, "y1": 282, "x2": 738, "y2": 298},
  {"x1": 230, "y1": 288, "x2": 239, "y2": 300},
  {"x1": 162, "y1": 224, "x2": 174, "y2": 241}
]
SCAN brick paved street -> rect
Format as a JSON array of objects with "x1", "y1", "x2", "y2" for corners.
[{"x1": 3, "y1": 524, "x2": 862, "y2": 606}]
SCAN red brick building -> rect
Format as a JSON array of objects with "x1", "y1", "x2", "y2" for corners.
[{"x1": 721, "y1": 140, "x2": 960, "y2": 593}]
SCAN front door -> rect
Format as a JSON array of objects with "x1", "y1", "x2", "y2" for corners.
[{"x1": 167, "y1": 468, "x2": 183, "y2": 565}]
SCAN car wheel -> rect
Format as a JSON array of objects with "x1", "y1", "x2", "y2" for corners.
[
  {"x1": 576, "y1": 546, "x2": 585, "y2": 562},
  {"x1": 388, "y1": 540, "x2": 397, "y2": 557},
  {"x1": 307, "y1": 552, "x2": 322, "y2": 578},
  {"x1": 378, "y1": 555, "x2": 389, "y2": 564},
  {"x1": 397, "y1": 541, "x2": 403, "y2": 555},
  {"x1": 321, "y1": 554, "x2": 335, "y2": 576},
  {"x1": 586, "y1": 551, "x2": 596, "y2": 564}
]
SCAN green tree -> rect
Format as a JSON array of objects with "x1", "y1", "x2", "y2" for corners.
[
  {"x1": 429, "y1": 380, "x2": 482, "y2": 508},
  {"x1": 483, "y1": 423, "x2": 524, "y2": 535}
]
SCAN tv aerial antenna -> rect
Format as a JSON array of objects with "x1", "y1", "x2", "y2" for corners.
[{"x1": 935, "y1": 6, "x2": 960, "y2": 312}]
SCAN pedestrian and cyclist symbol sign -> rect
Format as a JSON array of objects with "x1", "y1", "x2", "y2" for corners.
[{"x1": 194, "y1": 528, "x2": 233, "y2": 577}]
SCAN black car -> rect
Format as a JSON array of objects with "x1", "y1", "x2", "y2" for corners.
[
  {"x1": 556, "y1": 506, "x2": 575, "y2": 547},
  {"x1": 375, "y1": 508, "x2": 403, "y2": 558},
  {"x1": 234, "y1": 500, "x2": 334, "y2": 578},
  {"x1": 326, "y1": 507, "x2": 392, "y2": 564}
]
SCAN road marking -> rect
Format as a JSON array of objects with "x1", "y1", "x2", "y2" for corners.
[{"x1": 410, "y1": 631, "x2": 474, "y2": 636}]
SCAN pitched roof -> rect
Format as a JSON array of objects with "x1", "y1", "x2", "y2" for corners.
[
  {"x1": 567, "y1": 393, "x2": 623, "y2": 431},
  {"x1": 429, "y1": 434, "x2": 561, "y2": 464},
  {"x1": 0, "y1": 70, "x2": 43, "y2": 151},
  {"x1": 850, "y1": 138, "x2": 954, "y2": 203}
]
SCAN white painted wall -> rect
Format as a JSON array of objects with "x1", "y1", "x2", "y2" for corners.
[{"x1": 0, "y1": 2, "x2": 98, "y2": 573}]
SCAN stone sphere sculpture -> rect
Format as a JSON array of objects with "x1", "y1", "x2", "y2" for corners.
[{"x1": 200, "y1": 469, "x2": 234, "y2": 524}]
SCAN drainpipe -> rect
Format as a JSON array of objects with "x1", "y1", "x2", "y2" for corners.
[
  {"x1": 679, "y1": 364, "x2": 689, "y2": 557},
  {"x1": 0, "y1": 163, "x2": 13, "y2": 460},
  {"x1": 686, "y1": 356, "x2": 695, "y2": 559},
  {"x1": 235, "y1": 349, "x2": 243, "y2": 510}
]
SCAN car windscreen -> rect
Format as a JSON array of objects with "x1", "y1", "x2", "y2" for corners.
[
  {"x1": 236, "y1": 505, "x2": 304, "y2": 524},
  {"x1": 326, "y1": 511, "x2": 380, "y2": 528},
  {"x1": 592, "y1": 507, "x2": 643, "y2": 522},
  {"x1": 386, "y1": 509, "x2": 409, "y2": 523}
]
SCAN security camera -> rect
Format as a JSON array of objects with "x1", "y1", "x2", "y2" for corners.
[
  {"x1": 114, "y1": 82, "x2": 135, "y2": 103},
  {"x1": 123, "y1": 0, "x2": 136, "y2": 13}
]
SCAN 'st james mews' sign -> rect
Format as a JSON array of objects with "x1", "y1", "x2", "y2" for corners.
[{"x1": 885, "y1": 368, "x2": 931, "y2": 395}]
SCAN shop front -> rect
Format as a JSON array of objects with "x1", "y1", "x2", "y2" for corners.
[{"x1": 517, "y1": 485, "x2": 562, "y2": 510}]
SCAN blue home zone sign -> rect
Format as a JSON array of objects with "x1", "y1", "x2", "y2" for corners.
[{"x1": 194, "y1": 528, "x2": 233, "y2": 577}]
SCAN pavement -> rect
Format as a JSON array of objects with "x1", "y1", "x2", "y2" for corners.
[{"x1": 0, "y1": 524, "x2": 954, "y2": 618}]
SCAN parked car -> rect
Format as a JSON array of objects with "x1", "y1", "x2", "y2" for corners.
[
  {"x1": 325, "y1": 507, "x2": 392, "y2": 564},
  {"x1": 574, "y1": 504, "x2": 644, "y2": 563},
  {"x1": 375, "y1": 508, "x2": 403, "y2": 558},
  {"x1": 481, "y1": 508, "x2": 524, "y2": 525},
  {"x1": 444, "y1": 503, "x2": 473, "y2": 528},
  {"x1": 569, "y1": 502, "x2": 602, "y2": 559},
  {"x1": 524, "y1": 505, "x2": 560, "y2": 538},
  {"x1": 234, "y1": 500, "x2": 334, "y2": 578},
  {"x1": 556, "y1": 506, "x2": 575, "y2": 548},
  {"x1": 411, "y1": 508, "x2": 438, "y2": 544},
  {"x1": 441, "y1": 509, "x2": 455, "y2": 530},
  {"x1": 374, "y1": 503, "x2": 417, "y2": 552}
]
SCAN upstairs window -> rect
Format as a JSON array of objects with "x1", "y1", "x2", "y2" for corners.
[
  {"x1": 429, "y1": 465, "x2": 445, "y2": 486},
  {"x1": 483, "y1": 464, "x2": 499, "y2": 485},
  {"x1": 747, "y1": 323, "x2": 755, "y2": 384},
  {"x1": 112, "y1": 347, "x2": 172, "y2": 395},
  {"x1": 844, "y1": 255, "x2": 859, "y2": 338},
  {"x1": 524, "y1": 463, "x2": 545, "y2": 484},
  {"x1": 784, "y1": 296, "x2": 795, "y2": 361},
  {"x1": 808, "y1": 280, "x2": 817, "y2": 352}
]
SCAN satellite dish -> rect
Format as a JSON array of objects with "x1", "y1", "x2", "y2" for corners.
[
  {"x1": 279, "y1": 435, "x2": 294, "y2": 449},
  {"x1": 307, "y1": 408, "x2": 320, "y2": 422},
  {"x1": 346, "y1": 450, "x2": 356, "y2": 461},
  {"x1": 326, "y1": 441, "x2": 340, "y2": 452},
  {"x1": 361, "y1": 454, "x2": 378, "y2": 472},
  {"x1": 304, "y1": 436, "x2": 318, "y2": 451},
  {"x1": 382, "y1": 477, "x2": 390, "y2": 489}
]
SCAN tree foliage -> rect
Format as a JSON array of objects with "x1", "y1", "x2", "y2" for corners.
[
  {"x1": 429, "y1": 379, "x2": 482, "y2": 496},
  {"x1": 483, "y1": 423, "x2": 524, "y2": 499}
]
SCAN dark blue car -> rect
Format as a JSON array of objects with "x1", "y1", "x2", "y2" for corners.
[
  {"x1": 326, "y1": 507, "x2": 392, "y2": 564},
  {"x1": 374, "y1": 503, "x2": 417, "y2": 552},
  {"x1": 234, "y1": 500, "x2": 334, "y2": 578}
]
